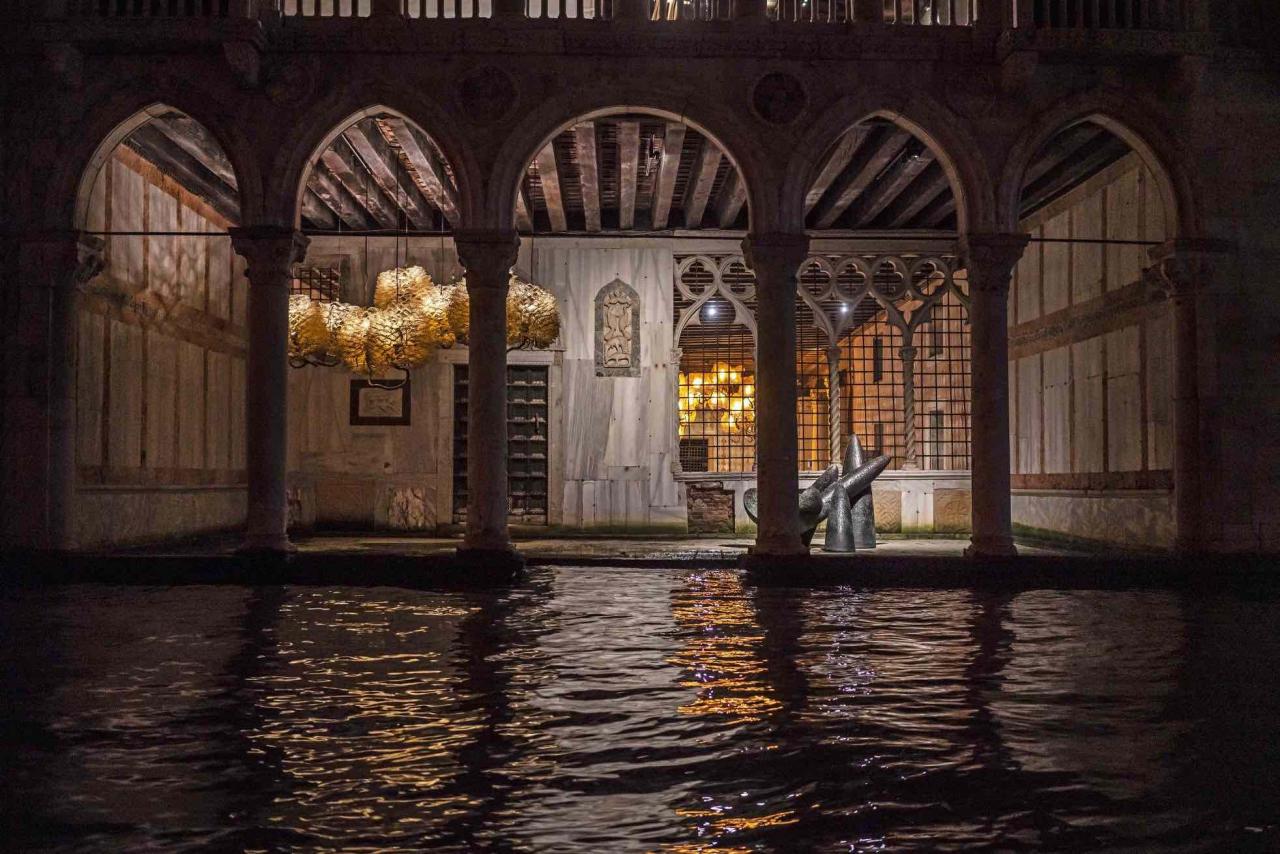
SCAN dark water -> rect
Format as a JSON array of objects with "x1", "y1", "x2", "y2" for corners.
[{"x1": 2, "y1": 569, "x2": 1278, "y2": 852}]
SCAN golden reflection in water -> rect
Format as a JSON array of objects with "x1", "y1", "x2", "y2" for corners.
[{"x1": 668, "y1": 572, "x2": 780, "y2": 721}]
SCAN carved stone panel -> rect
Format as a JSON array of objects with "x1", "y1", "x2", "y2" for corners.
[{"x1": 594, "y1": 279, "x2": 640, "y2": 378}]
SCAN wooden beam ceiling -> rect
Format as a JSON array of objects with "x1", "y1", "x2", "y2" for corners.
[
  {"x1": 573, "y1": 122, "x2": 601, "y2": 232},
  {"x1": 119, "y1": 113, "x2": 1137, "y2": 241},
  {"x1": 650, "y1": 122, "x2": 685, "y2": 230},
  {"x1": 535, "y1": 143, "x2": 568, "y2": 232},
  {"x1": 617, "y1": 120, "x2": 640, "y2": 230}
]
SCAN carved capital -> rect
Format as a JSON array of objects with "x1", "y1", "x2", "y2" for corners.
[
  {"x1": 961, "y1": 233, "x2": 1030, "y2": 294},
  {"x1": 229, "y1": 226, "x2": 309, "y2": 287},
  {"x1": 454, "y1": 229, "x2": 520, "y2": 287},
  {"x1": 1145, "y1": 238, "x2": 1233, "y2": 302},
  {"x1": 742, "y1": 232, "x2": 809, "y2": 289}
]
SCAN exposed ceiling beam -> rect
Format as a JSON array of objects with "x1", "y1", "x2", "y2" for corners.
[
  {"x1": 812, "y1": 127, "x2": 911, "y2": 229},
  {"x1": 321, "y1": 137, "x2": 399, "y2": 230},
  {"x1": 1022, "y1": 123, "x2": 1105, "y2": 191},
  {"x1": 716, "y1": 167, "x2": 747, "y2": 229},
  {"x1": 122, "y1": 125, "x2": 240, "y2": 222},
  {"x1": 1020, "y1": 136, "x2": 1131, "y2": 217},
  {"x1": 573, "y1": 122, "x2": 602, "y2": 233},
  {"x1": 618, "y1": 120, "x2": 640, "y2": 230},
  {"x1": 302, "y1": 188, "x2": 340, "y2": 230},
  {"x1": 380, "y1": 117, "x2": 460, "y2": 226},
  {"x1": 883, "y1": 163, "x2": 951, "y2": 229},
  {"x1": 849, "y1": 146, "x2": 936, "y2": 228},
  {"x1": 342, "y1": 123, "x2": 434, "y2": 230},
  {"x1": 152, "y1": 114, "x2": 238, "y2": 191},
  {"x1": 650, "y1": 122, "x2": 686, "y2": 231},
  {"x1": 683, "y1": 139, "x2": 723, "y2": 228},
  {"x1": 919, "y1": 193, "x2": 958, "y2": 230},
  {"x1": 804, "y1": 124, "x2": 868, "y2": 216},
  {"x1": 308, "y1": 162, "x2": 374, "y2": 230},
  {"x1": 514, "y1": 180, "x2": 534, "y2": 232},
  {"x1": 535, "y1": 143, "x2": 568, "y2": 232}
]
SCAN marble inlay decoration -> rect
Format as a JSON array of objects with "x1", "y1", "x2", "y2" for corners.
[{"x1": 595, "y1": 279, "x2": 640, "y2": 377}]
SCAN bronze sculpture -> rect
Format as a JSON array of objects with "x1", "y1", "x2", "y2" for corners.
[{"x1": 744, "y1": 433, "x2": 889, "y2": 552}]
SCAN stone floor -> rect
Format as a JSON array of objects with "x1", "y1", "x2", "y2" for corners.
[{"x1": 287, "y1": 534, "x2": 1071, "y2": 561}]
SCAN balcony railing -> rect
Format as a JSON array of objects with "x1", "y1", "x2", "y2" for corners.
[{"x1": 13, "y1": 0, "x2": 1232, "y2": 35}]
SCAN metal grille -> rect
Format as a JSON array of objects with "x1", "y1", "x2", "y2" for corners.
[
  {"x1": 675, "y1": 257, "x2": 757, "y2": 473},
  {"x1": 452, "y1": 364, "x2": 549, "y2": 526},
  {"x1": 840, "y1": 319, "x2": 906, "y2": 468},
  {"x1": 678, "y1": 437, "x2": 710, "y2": 472},
  {"x1": 795, "y1": 299, "x2": 831, "y2": 472},
  {"x1": 914, "y1": 288, "x2": 972, "y2": 470},
  {"x1": 292, "y1": 260, "x2": 346, "y2": 302}
]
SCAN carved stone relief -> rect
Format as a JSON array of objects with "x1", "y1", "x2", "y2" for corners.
[{"x1": 594, "y1": 278, "x2": 640, "y2": 378}]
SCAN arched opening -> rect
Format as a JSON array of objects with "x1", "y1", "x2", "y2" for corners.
[
  {"x1": 72, "y1": 107, "x2": 248, "y2": 548},
  {"x1": 509, "y1": 109, "x2": 759, "y2": 534},
  {"x1": 286, "y1": 110, "x2": 471, "y2": 532},
  {"x1": 797, "y1": 116, "x2": 973, "y2": 537},
  {"x1": 1007, "y1": 117, "x2": 1179, "y2": 551}
]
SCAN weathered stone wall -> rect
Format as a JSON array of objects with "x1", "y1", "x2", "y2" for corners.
[
  {"x1": 1008, "y1": 154, "x2": 1174, "y2": 550},
  {"x1": 74, "y1": 150, "x2": 248, "y2": 548}
]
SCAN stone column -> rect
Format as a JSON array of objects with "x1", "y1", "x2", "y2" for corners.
[
  {"x1": 899, "y1": 339, "x2": 919, "y2": 469},
  {"x1": 454, "y1": 230, "x2": 521, "y2": 558},
  {"x1": 743, "y1": 232, "x2": 810, "y2": 557},
  {"x1": 1147, "y1": 240, "x2": 1227, "y2": 554},
  {"x1": 230, "y1": 226, "x2": 309, "y2": 554},
  {"x1": 1, "y1": 232, "x2": 103, "y2": 551},
  {"x1": 826, "y1": 344, "x2": 842, "y2": 465},
  {"x1": 961, "y1": 233, "x2": 1028, "y2": 558}
]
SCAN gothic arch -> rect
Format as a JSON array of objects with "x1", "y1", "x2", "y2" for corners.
[
  {"x1": 275, "y1": 98, "x2": 480, "y2": 231},
  {"x1": 783, "y1": 93, "x2": 995, "y2": 236},
  {"x1": 489, "y1": 95, "x2": 773, "y2": 234},
  {"x1": 998, "y1": 95, "x2": 1198, "y2": 238}
]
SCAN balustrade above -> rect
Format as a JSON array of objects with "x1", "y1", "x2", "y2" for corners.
[{"x1": 16, "y1": 0, "x2": 1228, "y2": 31}]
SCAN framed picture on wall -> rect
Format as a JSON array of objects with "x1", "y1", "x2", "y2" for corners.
[{"x1": 349, "y1": 379, "x2": 411, "y2": 426}]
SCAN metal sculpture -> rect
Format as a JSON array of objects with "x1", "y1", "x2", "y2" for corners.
[{"x1": 744, "y1": 432, "x2": 889, "y2": 552}]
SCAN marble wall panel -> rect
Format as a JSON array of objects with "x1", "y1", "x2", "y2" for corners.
[
  {"x1": 177, "y1": 341, "x2": 205, "y2": 470},
  {"x1": 76, "y1": 487, "x2": 246, "y2": 549},
  {"x1": 1015, "y1": 236, "x2": 1042, "y2": 325},
  {"x1": 76, "y1": 313, "x2": 104, "y2": 468},
  {"x1": 934, "y1": 488, "x2": 972, "y2": 533},
  {"x1": 1146, "y1": 311, "x2": 1174, "y2": 471},
  {"x1": 1072, "y1": 336, "x2": 1105, "y2": 473},
  {"x1": 1072, "y1": 191, "x2": 1105, "y2": 305},
  {"x1": 1016, "y1": 353, "x2": 1042, "y2": 474},
  {"x1": 1106, "y1": 326, "x2": 1142, "y2": 472},
  {"x1": 1042, "y1": 345, "x2": 1071, "y2": 473},
  {"x1": 1105, "y1": 167, "x2": 1144, "y2": 290},
  {"x1": 145, "y1": 333, "x2": 178, "y2": 471},
  {"x1": 1013, "y1": 491, "x2": 1174, "y2": 550},
  {"x1": 1042, "y1": 212, "x2": 1071, "y2": 315},
  {"x1": 107, "y1": 319, "x2": 143, "y2": 469},
  {"x1": 206, "y1": 351, "x2": 231, "y2": 470}
]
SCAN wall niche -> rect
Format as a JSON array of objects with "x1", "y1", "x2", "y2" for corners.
[{"x1": 594, "y1": 278, "x2": 640, "y2": 377}]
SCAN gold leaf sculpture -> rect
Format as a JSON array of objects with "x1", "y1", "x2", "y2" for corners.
[
  {"x1": 286, "y1": 265, "x2": 561, "y2": 378},
  {"x1": 506, "y1": 275, "x2": 560, "y2": 350}
]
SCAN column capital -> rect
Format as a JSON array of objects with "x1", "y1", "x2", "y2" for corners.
[
  {"x1": 454, "y1": 229, "x2": 520, "y2": 286},
  {"x1": 1144, "y1": 238, "x2": 1234, "y2": 301},
  {"x1": 229, "y1": 226, "x2": 309, "y2": 283},
  {"x1": 960, "y1": 232, "x2": 1030, "y2": 294},
  {"x1": 16, "y1": 231, "x2": 105, "y2": 289},
  {"x1": 742, "y1": 232, "x2": 809, "y2": 278}
]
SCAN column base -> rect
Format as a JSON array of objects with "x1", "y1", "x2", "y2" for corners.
[
  {"x1": 237, "y1": 533, "x2": 297, "y2": 556},
  {"x1": 965, "y1": 536, "x2": 1018, "y2": 559}
]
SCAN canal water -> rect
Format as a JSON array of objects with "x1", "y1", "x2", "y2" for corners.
[{"x1": 2, "y1": 568, "x2": 1277, "y2": 852}]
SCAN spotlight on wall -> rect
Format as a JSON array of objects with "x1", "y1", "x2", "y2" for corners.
[{"x1": 840, "y1": 302, "x2": 849, "y2": 314}]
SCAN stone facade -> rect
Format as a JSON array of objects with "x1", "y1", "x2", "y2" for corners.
[{"x1": 2, "y1": 5, "x2": 1277, "y2": 554}]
